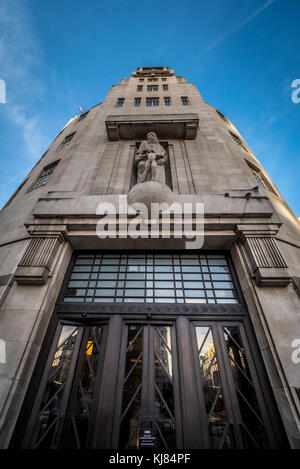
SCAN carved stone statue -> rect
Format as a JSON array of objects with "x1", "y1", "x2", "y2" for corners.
[{"x1": 135, "y1": 132, "x2": 167, "y2": 184}]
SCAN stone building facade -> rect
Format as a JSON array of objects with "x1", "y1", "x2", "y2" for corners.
[{"x1": 0, "y1": 66, "x2": 299, "y2": 449}]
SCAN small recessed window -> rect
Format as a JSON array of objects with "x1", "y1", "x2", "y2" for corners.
[
  {"x1": 139, "y1": 78, "x2": 144, "y2": 82},
  {"x1": 162, "y1": 78, "x2": 167, "y2": 82},
  {"x1": 116, "y1": 98, "x2": 125, "y2": 107},
  {"x1": 33, "y1": 161, "x2": 59, "y2": 190},
  {"x1": 59, "y1": 133, "x2": 75, "y2": 149},
  {"x1": 181, "y1": 96, "x2": 190, "y2": 106},
  {"x1": 137, "y1": 85, "x2": 143, "y2": 92},
  {"x1": 164, "y1": 97, "x2": 171, "y2": 106},
  {"x1": 147, "y1": 85, "x2": 158, "y2": 92},
  {"x1": 148, "y1": 78, "x2": 158, "y2": 82},
  {"x1": 78, "y1": 111, "x2": 89, "y2": 122},
  {"x1": 163, "y1": 84, "x2": 168, "y2": 91},
  {"x1": 146, "y1": 97, "x2": 159, "y2": 107},
  {"x1": 216, "y1": 110, "x2": 229, "y2": 123},
  {"x1": 246, "y1": 160, "x2": 275, "y2": 194},
  {"x1": 229, "y1": 131, "x2": 248, "y2": 152},
  {"x1": 134, "y1": 97, "x2": 141, "y2": 107}
]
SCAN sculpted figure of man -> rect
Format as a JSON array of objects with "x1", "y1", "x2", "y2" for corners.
[{"x1": 135, "y1": 132, "x2": 167, "y2": 184}]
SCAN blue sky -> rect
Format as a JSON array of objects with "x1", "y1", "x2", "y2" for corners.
[{"x1": 0, "y1": 0, "x2": 299, "y2": 214}]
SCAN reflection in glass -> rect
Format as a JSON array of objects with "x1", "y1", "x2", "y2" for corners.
[
  {"x1": 34, "y1": 326, "x2": 79, "y2": 448},
  {"x1": 119, "y1": 326, "x2": 144, "y2": 449},
  {"x1": 223, "y1": 327, "x2": 269, "y2": 448},
  {"x1": 60, "y1": 327, "x2": 104, "y2": 448},
  {"x1": 154, "y1": 327, "x2": 176, "y2": 449},
  {"x1": 195, "y1": 327, "x2": 234, "y2": 449}
]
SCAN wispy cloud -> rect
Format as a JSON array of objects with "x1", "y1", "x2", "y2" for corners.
[
  {"x1": 193, "y1": 0, "x2": 277, "y2": 60},
  {"x1": 7, "y1": 106, "x2": 49, "y2": 159},
  {"x1": 0, "y1": 0, "x2": 47, "y2": 159}
]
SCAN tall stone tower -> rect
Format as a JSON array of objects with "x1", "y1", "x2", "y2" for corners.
[{"x1": 0, "y1": 66, "x2": 300, "y2": 449}]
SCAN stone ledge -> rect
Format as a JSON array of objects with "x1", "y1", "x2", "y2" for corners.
[
  {"x1": 254, "y1": 267, "x2": 291, "y2": 287},
  {"x1": 14, "y1": 266, "x2": 49, "y2": 285},
  {"x1": 105, "y1": 113, "x2": 199, "y2": 140}
]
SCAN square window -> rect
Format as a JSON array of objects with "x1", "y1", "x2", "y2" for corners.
[
  {"x1": 32, "y1": 161, "x2": 59, "y2": 190},
  {"x1": 181, "y1": 96, "x2": 190, "y2": 106},
  {"x1": 146, "y1": 97, "x2": 159, "y2": 107},
  {"x1": 59, "y1": 132, "x2": 75, "y2": 149},
  {"x1": 116, "y1": 98, "x2": 124, "y2": 107}
]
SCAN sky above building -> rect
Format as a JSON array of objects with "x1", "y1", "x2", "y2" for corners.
[{"x1": 0, "y1": 0, "x2": 299, "y2": 214}]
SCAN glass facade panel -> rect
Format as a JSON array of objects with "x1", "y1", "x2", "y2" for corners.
[{"x1": 64, "y1": 253, "x2": 238, "y2": 304}]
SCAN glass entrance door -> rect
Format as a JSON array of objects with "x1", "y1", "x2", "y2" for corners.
[
  {"x1": 113, "y1": 324, "x2": 181, "y2": 450},
  {"x1": 20, "y1": 317, "x2": 283, "y2": 449},
  {"x1": 192, "y1": 322, "x2": 275, "y2": 449}
]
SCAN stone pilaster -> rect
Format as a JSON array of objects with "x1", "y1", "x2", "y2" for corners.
[
  {"x1": 236, "y1": 224, "x2": 291, "y2": 287},
  {"x1": 14, "y1": 224, "x2": 68, "y2": 285}
]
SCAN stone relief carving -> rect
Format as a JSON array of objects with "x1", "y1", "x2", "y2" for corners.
[{"x1": 135, "y1": 132, "x2": 168, "y2": 184}]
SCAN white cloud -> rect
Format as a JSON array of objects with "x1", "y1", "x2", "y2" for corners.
[
  {"x1": 7, "y1": 106, "x2": 49, "y2": 159},
  {"x1": 193, "y1": 0, "x2": 277, "y2": 60},
  {"x1": 0, "y1": 0, "x2": 47, "y2": 159}
]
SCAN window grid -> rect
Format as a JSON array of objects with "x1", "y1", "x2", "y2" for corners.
[
  {"x1": 33, "y1": 161, "x2": 59, "y2": 190},
  {"x1": 229, "y1": 131, "x2": 248, "y2": 152},
  {"x1": 78, "y1": 111, "x2": 89, "y2": 122},
  {"x1": 59, "y1": 133, "x2": 75, "y2": 149},
  {"x1": 146, "y1": 97, "x2": 159, "y2": 107},
  {"x1": 249, "y1": 167, "x2": 268, "y2": 189},
  {"x1": 181, "y1": 96, "x2": 190, "y2": 106},
  {"x1": 64, "y1": 253, "x2": 239, "y2": 305},
  {"x1": 116, "y1": 98, "x2": 125, "y2": 107},
  {"x1": 147, "y1": 85, "x2": 159, "y2": 92}
]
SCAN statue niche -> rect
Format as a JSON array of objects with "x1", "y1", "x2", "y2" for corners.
[
  {"x1": 131, "y1": 132, "x2": 172, "y2": 190},
  {"x1": 128, "y1": 132, "x2": 175, "y2": 209},
  {"x1": 135, "y1": 132, "x2": 168, "y2": 184}
]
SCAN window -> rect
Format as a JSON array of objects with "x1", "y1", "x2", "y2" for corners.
[
  {"x1": 162, "y1": 78, "x2": 167, "y2": 82},
  {"x1": 181, "y1": 96, "x2": 190, "y2": 106},
  {"x1": 146, "y1": 97, "x2": 159, "y2": 107},
  {"x1": 63, "y1": 253, "x2": 239, "y2": 304},
  {"x1": 139, "y1": 78, "x2": 144, "y2": 82},
  {"x1": 163, "y1": 84, "x2": 168, "y2": 91},
  {"x1": 246, "y1": 160, "x2": 274, "y2": 192},
  {"x1": 148, "y1": 78, "x2": 158, "y2": 82},
  {"x1": 216, "y1": 110, "x2": 229, "y2": 123},
  {"x1": 59, "y1": 133, "x2": 75, "y2": 149},
  {"x1": 134, "y1": 97, "x2": 141, "y2": 107},
  {"x1": 164, "y1": 97, "x2": 171, "y2": 106},
  {"x1": 137, "y1": 85, "x2": 143, "y2": 92},
  {"x1": 78, "y1": 111, "x2": 89, "y2": 122},
  {"x1": 116, "y1": 98, "x2": 124, "y2": 107},
  {"x1": 229, "y1": 131, "x2": 248, "y2": 152},
  {"x1": 32, "y1": 161, "x2": 59, "y2": 190},
  {"x1": 147, "y1": 85, "x2": 158, "y2": 92}
]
